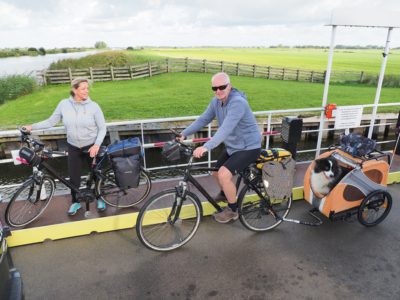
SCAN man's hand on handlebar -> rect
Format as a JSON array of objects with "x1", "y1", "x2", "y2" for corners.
[{"x1": 193, "y1": 146, "x2": 208, "y2": 158}]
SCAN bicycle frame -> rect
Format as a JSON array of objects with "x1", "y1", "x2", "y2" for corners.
[{"x1": 174, "y1": 156, "x2": 244, "y2": 214}]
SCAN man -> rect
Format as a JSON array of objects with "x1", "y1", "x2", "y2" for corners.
[{"x1": 180, "y1": 72, "x2": 261, "y2": 223}]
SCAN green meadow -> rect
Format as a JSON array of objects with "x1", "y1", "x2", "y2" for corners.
[
  {"x1": 139, "y1": 47, "x2": 400, "y2": 74},
  {"x1": 0, "y1": 72, "x2": 399, "y2": 129}
]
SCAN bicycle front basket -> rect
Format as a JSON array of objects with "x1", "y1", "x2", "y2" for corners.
[
  {"x1": 19, "y1": 147, "x2": 41, "y2": 166},
  {"x1": 161, "y1": 141, "x2": 181, "y2": 161}
]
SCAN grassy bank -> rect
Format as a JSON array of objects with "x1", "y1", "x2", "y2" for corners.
[
  {"x1": 0, "y1": 73, "x2": 399, "y2": 129},
  {"x1": 48, "y1": 50, "x2": 163, "y2": 69}
]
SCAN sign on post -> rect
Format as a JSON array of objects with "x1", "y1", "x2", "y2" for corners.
[{"x1": 334, "y1": 105, "x2": 363, "y2": 130}]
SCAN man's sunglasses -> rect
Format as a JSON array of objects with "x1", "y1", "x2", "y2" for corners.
[{"x1": 211, "y1": 84, "x2": 228, "y2": 91}]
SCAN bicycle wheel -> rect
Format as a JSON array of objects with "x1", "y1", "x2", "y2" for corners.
[
  {"x1": 6, "y1": 176, "x2": 55, "y2": 228},
  {"x1": 238, "y1": 183, "x2": 292, "y2": 232},
  {"x1": 136, "y1": 189, "x2": 202, "y2": 252},
  {"x1": 357, "y1": 190, "x2": 392, "y2": 227},
  {"x1": 96, "y1": 167, "x2": 151, "y2": 207}
]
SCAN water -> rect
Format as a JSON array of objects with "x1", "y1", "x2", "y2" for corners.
[{"x1": 0, "y1": 50, "x2": 102, "y2": 76}]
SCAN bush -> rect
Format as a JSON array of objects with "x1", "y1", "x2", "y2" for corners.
[
  {"x1": 0, "y1": 75, "x2": 37, "y2": 104},
  {"x1": 49, "y1": 51, "x2": 129, "y2": 69},
  {"x1": 360, "y1": 74, "x2": 400, "y2": 87}
]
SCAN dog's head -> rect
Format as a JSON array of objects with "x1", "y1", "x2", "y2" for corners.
[{"x1": 314, "y1": 157, "x2": 340, "y2": 179}]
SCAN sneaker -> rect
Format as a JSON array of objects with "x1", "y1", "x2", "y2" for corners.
[
  {"x1": 213, "y1": 207, "x2": 239, "y2": 224},
  {"x1": 214, "y1": 192, "x2": 228, "y2": 203},
  {"x1": 68, "y1": 203, "x2": 81, "y2": 216},
  {"x1": 97, "y1": 198, "x2": 106, "y2": 212}
]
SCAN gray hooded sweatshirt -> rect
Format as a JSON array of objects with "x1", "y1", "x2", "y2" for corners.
[{"x1": 31, "y1": 97, "x2": 106, "y2": 148}]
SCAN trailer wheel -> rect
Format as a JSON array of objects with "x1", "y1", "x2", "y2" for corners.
[{"x1": 357, "y1": 190, "x2": 392, "y2": 227}]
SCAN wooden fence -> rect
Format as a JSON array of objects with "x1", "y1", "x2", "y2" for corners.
[{"x1": 36, "y1": 57, "x2": 366, "y2": 85}]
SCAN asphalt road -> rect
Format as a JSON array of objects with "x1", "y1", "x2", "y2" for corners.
[{"x1": 9, "y1": 184, "x2": 400, "y2": 300}]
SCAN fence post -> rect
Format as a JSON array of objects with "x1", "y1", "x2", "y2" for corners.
[
  {"x1": 166, "y1": 58, "x2": 170, "y2": 73},
  {"x1": 89, "y1": 67, "x2": 93, "y2": 81},
  {"x1": 310, "y1": 71, "x2": 314, "y2": 83},
  {"x1": 185, "y1": 57, "x2": 189, "y2": 72},
  {"x1": 282, "y1": 68, "x2": 285, "y2": 80},
  {"x1": 202, "y1": 59, "x2": 206, "y2": 73},
  {"x1": 296, "y1": 69, "x2": 300, "y2": 81},
  {"x1": 359, "y1": 71, "x2": 364, "y2": 83},
  {"x1": 267, "y1": 66, "x2": 271, "y2": 79},
  {"x1": 236, "y1": 63, "x2": 240, "y2": 76},
  {"x1": 130, "y1": 66, "x2": 134, "y2": 79},
  {"x1": 68, "y1": 68, "x2": 72, "y2": 83},
  {"x1": 110, "y1": 66, "x2": 114, "y2": 81},
  {"x1": 221, "y1": 61, "x2": 224, "y2": 72},
  {"x1": 253, "y1": 65, "x2": 256, "y2": 77},
  {"x1": 42, "y1": 70, "x2": 47, "y2": 86},
  {"x1": 148, "y1": 62, "x2": 152, "y2": 77}
]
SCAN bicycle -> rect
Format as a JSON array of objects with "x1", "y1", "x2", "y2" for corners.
[
  {"x1": 136, "y1": 139, "x2": 295, "y2": 252},
  {"x1": 5, "y1": 128, "x2": 152, "y2": 228}
]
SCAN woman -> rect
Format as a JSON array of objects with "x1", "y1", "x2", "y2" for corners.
[{"x1": 25, "y1": 78, "x2": 107, "y2": 215}]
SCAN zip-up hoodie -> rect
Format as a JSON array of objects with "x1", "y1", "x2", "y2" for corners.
[
  {"x1": 182, "y1": 88, "x2": 261, "y2": 155},
  {"x1": 31, "y1": 97, "x2": 106, "y2": 148}
]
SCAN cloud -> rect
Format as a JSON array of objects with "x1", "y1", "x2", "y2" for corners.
[{"x1": 0, "y1": 0, "x2": 399, "y2": 47}]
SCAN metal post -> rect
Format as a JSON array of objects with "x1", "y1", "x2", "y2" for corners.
[
  {"x1": 266, "y1": 113, "x2": 272, "y2": 149},
  {"x1": 316, "y1": 25, "x2": 337, "y2": 157},
  {"x1": 368, "y1": 27, "x2": 393, "y2": 139}
]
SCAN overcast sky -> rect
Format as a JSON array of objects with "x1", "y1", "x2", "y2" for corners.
[{"x1": 1, "y1": 0, "x2": 400, "y2": 48}]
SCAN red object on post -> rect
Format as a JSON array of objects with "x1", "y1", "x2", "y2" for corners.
[{"x1": 325, "y1": 103, "x2": 337, "y2": 118}]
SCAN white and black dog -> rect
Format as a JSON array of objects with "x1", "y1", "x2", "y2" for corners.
[{"x1": 310, "y1": 156, "x2": 342, "y2": 197}]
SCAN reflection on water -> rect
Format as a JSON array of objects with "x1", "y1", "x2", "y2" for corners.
[{"x1": 0, "y1": 50, "x2": 102, "y2": 76}]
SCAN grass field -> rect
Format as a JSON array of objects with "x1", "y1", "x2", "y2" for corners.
[
  {"x1": 0, "y1": 72, "x2": 399, "y2": 129},
  {"x1": 138, "y1": 47, "x2": 400, "y2": 74}
]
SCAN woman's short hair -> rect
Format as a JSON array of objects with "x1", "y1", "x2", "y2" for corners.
[{"x1": 70, "y1": 78, "x2": 89, "y2": 96}]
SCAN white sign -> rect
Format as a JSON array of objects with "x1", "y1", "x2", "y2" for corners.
[{"x1": 334, "y1": 105, "x2": 363, "y2": 129}]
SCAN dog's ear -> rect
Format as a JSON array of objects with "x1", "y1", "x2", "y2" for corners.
[{"x1": 314, "y1": 158, "x2": 323, "y2": 172}]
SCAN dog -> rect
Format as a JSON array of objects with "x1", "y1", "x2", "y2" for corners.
[{"x1": 310, "y1": 156, "x2": 342, "y2": 197}]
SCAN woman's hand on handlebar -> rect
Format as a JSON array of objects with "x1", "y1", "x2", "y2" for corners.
[
  {"x1": 193, "y1": 146, "x2": 208, "y2": 158},
  {"x1": 21, "y1": 125, "x2": 32, "y2": 133},
  {"x1": 88, "y1": 144, "x2": 100, "y2": 158}
]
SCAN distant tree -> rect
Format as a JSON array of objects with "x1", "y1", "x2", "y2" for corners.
[
  {"x1": 38, "y1": 47, "x2": 46, "y2": 55},
  {"x1": 127, "y1": 46, "x2": 134, "y2": 50},
  {"x1": 28, "y1": 47, "x2": 38, "y2": 52},
  {"x1": 95, "y1": 41, "x2": 107, "y2": 49}
]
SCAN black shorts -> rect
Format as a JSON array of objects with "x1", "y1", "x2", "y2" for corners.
[{"x1": 215, "y1": 148, "x2": 261, "y2": 175}]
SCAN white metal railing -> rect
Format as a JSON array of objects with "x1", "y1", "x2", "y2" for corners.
[{"x1": 0, "y1": 103, "x2": 399, "y2": 193}]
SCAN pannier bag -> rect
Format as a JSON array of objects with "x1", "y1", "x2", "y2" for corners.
[
  {"x1": 339, "y1": 133, "x2": 376, "y2": 157},
  {"x1": 262, "y1": 156, "x2": 296, "y2": 199},
  {"x1": 108, "y1": 137, "x2": 142, "y2": 158},
  {"x1": 112, "y1": 155, "x2": 141, "y2": 189},
  {"x1": 162, "y1": 141, "x2": 181, "y2": 161},
  {"x1": 256, "y1": 148, "x2": 292, "y2": 169},
  {"x1": 19, "y1": 147, "x2": 41, "y2": 166}
]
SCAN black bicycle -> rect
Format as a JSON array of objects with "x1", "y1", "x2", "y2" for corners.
[
  {"x1": 5, "y1": 128, "x2": 152, "y2": 228},
  {"x1": 136, "y1": 140, "x2": 293, "y2": 252}
]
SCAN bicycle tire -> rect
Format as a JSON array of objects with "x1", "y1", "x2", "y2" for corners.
[
  {"x1": 96, "y1": 167, "x2": 151, "y2": 208},
  {"x1": 357, "y1": 190, "x2": 392, "y2": 227},
  {"x1": 5, "y1": 176, "x2": 55, "y2": 228},
  {"x1": 238, "y1": 183, "x2": 292, "y2": 232},
  {"x1": 136, "y1": 189, "x2": 202, "y2": 252}
]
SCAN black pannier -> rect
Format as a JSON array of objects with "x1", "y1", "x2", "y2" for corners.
[
  {"x1": 108, "y1": 138, "x2": 142, "y2": 189},
  {"x1": 19, "y1": 147, "x2": 41, "y2": 166},
  {"x1": 108, "y1": 137, "x2": 142, "y2": 158},
  {"x1": 112, "y1": 155, "x2": 141, "y2": 189}
]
